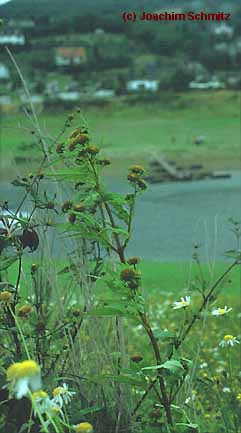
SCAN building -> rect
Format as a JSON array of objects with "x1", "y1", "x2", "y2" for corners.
[
  {"x1": 57, "y1": 92, "x2": 80, "y2": 101},
  {"x1": 0, "y1": 63, "x2": 10, "y2": 80},
  {"x1": 55, "y1": 47, "x2": 87, "y2": 67},
  {"x1": 0, "y1": 33, "x2": 25, "y2": 45},
  {"x1": 213, "y1": 24, "x2": 234, "y2": 38},
  {"x1": 94, "y1": 89, "x2": 115, "y2": 98},
  {"x1": 8, "y1": 19, "x2": 35, "y2": 30},
  {"x1": 189, "y1": 80, "x2": 225, "y2": 90},
  {"x1": 126, "y1": 80, "x2": 159, "y2": 92}
]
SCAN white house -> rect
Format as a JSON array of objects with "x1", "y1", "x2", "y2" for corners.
[
  {"x1": 126, "y1": 80, "x2": 159, "y2": 92},
  {"x1": 57, "y1": 92, "x2": 80, "y2": 101},
  {"x1": 0, "y1": 63, "x2": 10, "y2": 79},
  {"x1": 213, "y1": 24, "x2": 234, "y2": 38},
  {"x1": 94, "y1": 89, "x2": 115, "y2": 98},
  {"x1": 189, "y1": 80, "x2": 225, "y2": 90},
  {"x1": 0, "y1": 34, "x2": 25, "y2": 45},
  {"x1": 20, "y1": 94, "x2": 44, "y2": 103}
]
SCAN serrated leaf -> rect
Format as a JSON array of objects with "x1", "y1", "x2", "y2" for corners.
[
  {"x1": 104, "y1": 193, "x2": 129, "y2": 225},
  {"x1": 161, "y1": 360, "x2": 184, "y2": 373}
]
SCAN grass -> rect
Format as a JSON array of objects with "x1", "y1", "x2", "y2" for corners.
[
  {"x1": 1, "y1": 90, "x2": 240, "y2": 180},
  {"x1": 8, "y1": 259, "x2": 240, "y2": 301}
]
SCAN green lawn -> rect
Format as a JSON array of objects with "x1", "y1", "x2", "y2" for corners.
[
  {"x1": 8, "y1": 259, "x2": 240, "y2": 302},
  {"x1": 1, "y1": 90, "x2": 240, "y2": 180}
]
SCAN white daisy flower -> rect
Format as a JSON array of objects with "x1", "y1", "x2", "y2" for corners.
[
  {"x1": 32, "y1": 391, "x2": 64, "y2": 426},
  {"x1": 212, "y1": 306, "x2": 232, "y2": 316},
  {"x1": 52, "y1": 383, "x2": 76, "y2": 406},
  {"x1": 172, "y1": 296, "x2": 191, "y2": 310},
  {"x1": 219, "y1": 335, "x2": 240, "y2": 347},
  {"x1": 7, "y1": 360, "x2": 42, "y2": 400},
  {"x1": 32, "y1": 390, "x2": 51, "y2": 415}
]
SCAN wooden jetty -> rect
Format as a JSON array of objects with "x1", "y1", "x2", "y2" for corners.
[{"x1": 146, "y1": 154, "x2": 231, "y2": 183}]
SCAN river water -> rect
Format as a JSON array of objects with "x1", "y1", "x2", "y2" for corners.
[{"x1": 0, "y1": 172, "x2": 241, "y2": 262}]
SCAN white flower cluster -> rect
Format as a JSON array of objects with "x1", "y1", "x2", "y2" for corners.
[
  {"x1": 33, "y1": 383, "x2": 75, "y2": 421},
  {"x1": 6, "y1": 360, "x2": 75, "y2": 423}
]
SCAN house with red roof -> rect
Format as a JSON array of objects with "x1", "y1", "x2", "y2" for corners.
[{"x1": 55, "y1": 47, "x2": 87, "y2": 66}]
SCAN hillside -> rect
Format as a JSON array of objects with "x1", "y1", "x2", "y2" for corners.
[{"x1": 0, "y1": 0, "x2": 181, "y2": 18}]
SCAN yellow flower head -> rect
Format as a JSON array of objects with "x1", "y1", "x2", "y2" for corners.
[
  {"x1": 7, "y1": 360, "x2": 40, "y2": 381},
  {"x1": 7, "y1": 362, "x2": 22, "y2": 381},
  {"x1": 16, "y1": 360, "x2": 40, "y2": 379},
  {"x1": 74, "y1": 422, "x2": 93, "y2": 433},
  {"x1": 224, "y1": 335, "x2": 234, "y2": 341},
  {"x1": 53, "y1": 386, "x2": 64, "y2": 397},
  {"x1": 32, "y1": 390, "x2": 48, "y2": 400},
  {"x1": 6, "y1": 360, "x2": 42, "y2": 399},
  {"x1": 0, "y1": 291, "x2": 12, "y2": 303},
  {"x1": 52, "y1": 405, "x2": 61, "y2": 413}
]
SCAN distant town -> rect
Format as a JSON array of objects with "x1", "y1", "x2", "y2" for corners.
[{"x1": 0, "y1": 3, "x2": 240, "y2": 112}]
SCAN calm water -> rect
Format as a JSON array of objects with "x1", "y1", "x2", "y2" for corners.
[{"x1": 1, "y1": 172, "x2": 241, "y2": 261}]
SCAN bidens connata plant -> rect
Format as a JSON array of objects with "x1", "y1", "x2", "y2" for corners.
[{"x1": 0, "y1": 108, "x2": 241, "y2": 433}]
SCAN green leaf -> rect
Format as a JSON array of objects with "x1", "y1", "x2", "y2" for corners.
[
  {"x1": 153, "y1": 329, "x2": 176, "y2": 340},
  {"x1": 142, "y1": 360, "x2": 184, "y2": 374},
  {"x1": 46, "y1": 167, "x2": 95, "y2": 185},
  {"x1": 141, "y1": 364, "x2": 163, "y2": 371},
  {"x1": 161, "y1": 360, "x2": 184, "y2": 374},
  {"x1": 176, "y1": 423, "x2": 198, "y2": 429},
  {"x1": 104, "y1": 192, "x2": 130, "y2": 225}
]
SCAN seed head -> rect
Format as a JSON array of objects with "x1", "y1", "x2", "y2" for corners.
[
  {"x1": 131, "y1": 355, "x2": 143, "y2": 363},
  {"x1": 137, "y1": 179, "x2": 147, "y2": 190},
  {"x1": 97, "y1": 157, "x2": 111, "y2": 166},
  {"x1": 86, "y1": 145, "x2": 99, "y2": 155},
  {"x1": 68, "y1": 140, "x2": 77, "y2": 152},
  {"x1": 70, "y1": 128, "x2": 81, "y2": 138},
  {"x1": 74, "y1": 203, "x2": 85, "y2": 212},
  {"x1": 127, "y1": 257, "x2": 140, "y2": 266},
  {"x1": 77, "y1": 133, "x2": 89, "y2": 145},
  {"x1": 120, "y1": 268, "x2": 137, "y2": 282},
  {"x1": 0, "y1": 291, "x2": 12, "y2": 303},
  {"x1": 62, "y1": 201, "x2": 73, "y2": 213},
  {"x1": 31, "y1": 263, "x2": 38, "y2": 274},
  {"x1": 18, "y1": 304, "x2": 32, "y2": 317},
  {"x1": 127, "y1": 173, "x2": 139, "y2": 183},
  {"x1": 68, "y1": 213, "x2": 76, "y2": 224},
  {"x1": 129, "y1": 165, "x2": 145, "y2": 175},
  {"x1": 46, "y1": 202, "x2": 55, "y2": 209},
  {"x1": 56, "y1": 143, "x2": 65, "y2": 154}
]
